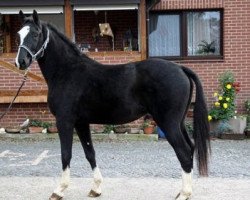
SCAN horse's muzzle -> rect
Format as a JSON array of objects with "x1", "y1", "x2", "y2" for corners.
[{"x1": 16, "y1": 58, "x2": 30, "y2": 70}]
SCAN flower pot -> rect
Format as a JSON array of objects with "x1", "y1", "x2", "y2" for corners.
[
  {"x1": 28, "y1": 126, "x2": 43, "y2": 134},
  {"x1": 5, "y1": 127, "x2": 21, "y2": 134},
  {"x1": 114, "y1": 126, "x2": 128, "y2": 134},
  {"x1": 209, "y1": 120, "x2": 234, "y2": 137},
  {"x1": 130, "y1": 128, "x2": 140, "y2": 134},
  {"x1": 143, "y1": 125, "x2": 155, "y2": 134},
  {"x1": 228, "y1": 117, "x2": 247, "y2": 134},
  {"x1": 48, "y1": 127, "x2": 58, "y2": 133},
  {"x1": 209, "y1": 120, "x2": 222, "y2": 135},
  {"x1": 93, "y1": 125, "x2": 105, "y2": 134}
]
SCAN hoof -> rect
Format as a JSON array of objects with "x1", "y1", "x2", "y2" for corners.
[
  {"x1": 49, "y1": 193, "x2": 63, "y2": 200},
  {"x1": 88, "y1": 190, "x2": 101, "y2": 198},
  {"x1": 175, "y1": 192, "x2": 191, "y2": 200}
]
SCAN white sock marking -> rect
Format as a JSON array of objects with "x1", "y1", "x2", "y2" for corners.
[
  {"x1": 54, "y1": 167, "x2": 70, "y2": 197},
  {"x1": 92, "y1": 167, "x2": 103, "y2": 194},
  {"x1": 181, "y1": 170, "x2": 193, "y2": 197},
  {"x1": 15, "y1": 25, "x2": 30, "y2": 67},
  {"x1": 176, "y1": 170, "x2": 193, "y2": 200}
]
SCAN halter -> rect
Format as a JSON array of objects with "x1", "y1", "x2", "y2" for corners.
[{"x1": 18, "y1": 28, "x2": 50, "y2": 61}]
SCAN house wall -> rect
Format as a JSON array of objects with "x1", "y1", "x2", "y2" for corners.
[{"x1": 153, "y1": 0, "x2": 250, "y2": 113}]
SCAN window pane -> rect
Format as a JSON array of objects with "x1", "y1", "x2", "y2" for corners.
[
  {"x1": 187, "y1": 11, "x2": 221, "y2": 56},
  {"x1": 149, "y1": 14, "x2": 180, "y2": 57}
]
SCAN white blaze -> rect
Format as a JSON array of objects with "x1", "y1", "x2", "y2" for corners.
[{"x1": 15, "y1": 25, "x2": 30, "y2": 68}]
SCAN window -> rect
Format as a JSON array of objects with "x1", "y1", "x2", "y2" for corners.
[
  {"x1": 149, "y1": 14, "x2": 180, "y2": 56},
  {"x1": 149, "y1": 10, "x2": 223, "y2": 59}
]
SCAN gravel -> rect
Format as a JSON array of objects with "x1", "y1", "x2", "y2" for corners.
[{"x1": 0, "y1": 139, "x2": 249, "y2": 179}]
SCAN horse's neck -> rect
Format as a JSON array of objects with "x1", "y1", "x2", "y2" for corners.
[{"x1": 38, "y1": 27, "x2": 87, "y2": 84}]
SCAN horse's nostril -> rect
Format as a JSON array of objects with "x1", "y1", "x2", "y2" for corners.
[{"x1": 19, "y1": 59, "x2": 26, "y2": 67}]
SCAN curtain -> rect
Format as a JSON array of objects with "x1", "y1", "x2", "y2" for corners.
[
  {"x1": 188, "y1": 12, "x2": 220, "y2": 56},
  {"x1": 149, "y1": 14, "x2": 180, "y2": 57}
]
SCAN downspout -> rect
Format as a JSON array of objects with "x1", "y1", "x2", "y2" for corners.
[{"x1": 146, "y1": 0, "x2": 160, "y2": 57}]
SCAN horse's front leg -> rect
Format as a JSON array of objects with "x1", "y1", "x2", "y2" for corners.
[
  {"x1": 75, "y1": 122, "x2": 103, "y2": 197},
  {"x1": 50, "y1": 118, "x2": 74, "y2": 200}
]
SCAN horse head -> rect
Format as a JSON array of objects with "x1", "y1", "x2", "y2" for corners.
[{"x1": 15, "y1": 10, "x2": 49, "y2": 70}]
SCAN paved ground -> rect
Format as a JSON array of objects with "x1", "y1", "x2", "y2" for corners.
[{"x1": 0, "y1": 138, "x2": 249, "y2": 199}]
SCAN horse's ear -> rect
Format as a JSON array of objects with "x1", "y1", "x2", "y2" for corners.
[
  {"x1": 33, "y1": 10, "x2": 41, "y2": 27},
  {"x1": 19, "y1": 10, "x2": 25, "y2": 23}
]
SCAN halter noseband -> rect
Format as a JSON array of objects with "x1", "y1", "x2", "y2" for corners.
[{"x1": 18, "y1": 28, "x2": 50, "y2": 61}]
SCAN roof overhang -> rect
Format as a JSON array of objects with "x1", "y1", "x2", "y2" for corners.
[
  {"x1": 0, "y1": 6, "x2": 63, "y2": 14},
  {"x1": 0, "y1": 0, "x2": 64, "y2": 14},
  {"x1": 0, "y1": 0, "x2": 64, "y2": 6},
  {"x1": 72, "y1": 0, "x2": 139, "y2": 11},
  {"x1": 71, "y1": 0, "x2": 140, "y2": 5},
  {"x1": 74, "y1": 4, "x2": 138, "y2": 11}
]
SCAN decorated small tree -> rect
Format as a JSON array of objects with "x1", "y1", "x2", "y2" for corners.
[
  {"x1": 208, "y1": 71, "x2": 246, "y2": 136},
  {"x1": 208, "y1": 71, "x2": 240, "y2": 121}
]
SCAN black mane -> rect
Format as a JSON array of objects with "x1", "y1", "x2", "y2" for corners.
[{"x1": 45, "y1": 22, "x2": 83, "y2": 58}]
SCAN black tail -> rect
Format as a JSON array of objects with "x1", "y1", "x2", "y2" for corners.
[{"x1": 182, "y1": 66, "x2": 210, "y2": 176}]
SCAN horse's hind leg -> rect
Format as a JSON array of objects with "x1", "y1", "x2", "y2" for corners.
[
  {"x1": 157, "y1": 117, "x2": 193, "y2": 200},
  {"x1": 75, "y1": 122, "x2": 103, "y2": 197},
  {"x1": 50, "y1": 117, "x2": 74, "y2": 200}
]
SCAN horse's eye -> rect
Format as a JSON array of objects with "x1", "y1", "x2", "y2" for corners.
[{"x1": 33, "y1": 33, "x2": 39, "y2": 38}]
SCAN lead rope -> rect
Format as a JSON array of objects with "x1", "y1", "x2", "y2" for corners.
[{"x1": 0, "y1": 70, "x2": 28, "y2": 121}]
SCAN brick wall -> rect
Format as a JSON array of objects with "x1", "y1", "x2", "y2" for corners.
[
  {"x1": 0, "y1": 56, "x2": 47, "y2": 91},
  {"x1": 0, "y1": 103, "x2": 54, "y2": 127},
  {"x1": 154, "y1": 0, "x2": 224, "y2": 9},
  {"x1": 153, "y1": 0, "x2": 250, "y2": 113}
]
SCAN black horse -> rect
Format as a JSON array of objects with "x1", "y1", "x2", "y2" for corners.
[{"x1": 15, "y1": 10, "x2": 210, "y2": 200}]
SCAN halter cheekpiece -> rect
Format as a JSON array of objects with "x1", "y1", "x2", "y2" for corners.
[{"x1": 18, "y1": 28, "x2": 50, "y2": 61}]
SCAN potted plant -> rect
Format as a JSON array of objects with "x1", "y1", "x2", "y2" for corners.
[
  {"x1": 47, "y1": 123, "x2": 58, "y2": 133},
  {"x1": 28, "y1": 119, "x2": 51, "y2": 134},
  {"x1": 114, "y1": 124, "x2": 129, "y2": 134},
  {"x1": 92, "y1": 125, "x2": 105, "y2": 134},
  {"x1": 142, "y1": 119, "x2": 155, "y2": 134},
  {"x1": 208, "y1": 71, "x2": 246, "y2": 139},
  {"x1": 196, "y1": 40, "x2": 216, "y2": 55},
  {"x1": 103, "y1": 124, "x2": 114, "y2": 134}
]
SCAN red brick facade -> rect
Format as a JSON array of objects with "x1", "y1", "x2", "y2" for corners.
[
  {"x1": 0, "y1": 0, "x2": 249, "y2": 128},
  {"x1": 154, "y1": 0, "x2": 250, "y2": 113}
]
